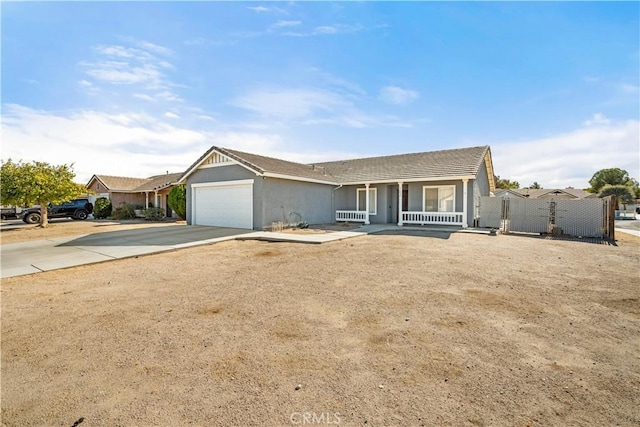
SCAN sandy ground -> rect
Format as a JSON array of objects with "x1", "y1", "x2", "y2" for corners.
[{"x1": 1, "y1": 229, "x2": 639, "y2": 426}]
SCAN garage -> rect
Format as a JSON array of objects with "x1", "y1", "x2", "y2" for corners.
[{"x1": 192, "y1": 180, "x2": 253, "y2": 229}]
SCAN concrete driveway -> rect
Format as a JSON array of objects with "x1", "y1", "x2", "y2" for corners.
[
  {"x1": 615, "y1": 215, "x2": 640, "y2": 237},
  {"x1": 0, "y1": 225, "x2": 253, "y2": 279}
]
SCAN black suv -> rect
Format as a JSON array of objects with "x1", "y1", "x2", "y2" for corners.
[{"x1": 22, "y1": 198, "x2": 94, "y2": 224}]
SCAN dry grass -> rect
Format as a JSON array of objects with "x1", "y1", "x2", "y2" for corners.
[{"x1": 1, "y1": 231, "x2": 639, "y2": 426}]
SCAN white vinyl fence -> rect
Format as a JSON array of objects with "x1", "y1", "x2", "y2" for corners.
[{"x1": 479, "y1": 196, "x2": 615, "y2": 239}]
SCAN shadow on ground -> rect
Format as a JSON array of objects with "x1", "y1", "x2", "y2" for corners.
[
  {"x1": 372, "y1": 230, "x2": 454, "y2": 239},
  {"x1": 57, "y1": 225, "x2": 253, "y2": 247},
  {"x1": 501, "y1": 232, "x2": 614, "y2": 246}
]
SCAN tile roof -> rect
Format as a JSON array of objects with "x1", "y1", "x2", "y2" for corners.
[
  {"x1": 93, "y1": 175, "x2": 150, "y2": 191},
  {"x1": 182, "y1": 145, "x2": 493, "y2": 185},
  {"x1": 315, "y1": 146, "x2": 491, "y2": 183},
  {"x1": 92, "y1": 173, "x2": 182, "y2": 192},
  {"x1": 133, "y1": 173, "x2": 184, "y2": 191},
  {"x1": 212, "y1": 146, "x2": 336, "y2": 183}
]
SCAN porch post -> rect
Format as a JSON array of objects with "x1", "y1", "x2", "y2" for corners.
[
  {"x1": 145, "y1": 192, "x2": 149, "y2": 208},
  {"x1": 364, "y1": 183, "x2": 371, "y2": 225},
  {"x1": 154, "y1": 191, "x2": 158, "y2": 208},
  {"x1": 462, "y1": 179, "x2": 469, "y2": 228},
  {"x1": 397, "y1": 181, "x2": 404, "y2": 226}
]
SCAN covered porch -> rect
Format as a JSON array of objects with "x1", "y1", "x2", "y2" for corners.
[{"x1": 334, "y1": 179, "x2": 472, "y2": 228}]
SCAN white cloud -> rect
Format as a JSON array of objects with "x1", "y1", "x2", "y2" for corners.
[
  {"x1": 306, "y1": 67, "x2": 366, "y2": 96},
  {"x1": 618, "y1": 83, "x2": 639, "y2": 94},
  {"x1": 1, "y1": 104, "x2": 207, "y2": 182},
  {"x1": 583, "y1": 113, "x2": 610, "y2": 126},
  {"x1": 164, "y1": 112, "x2": 180, "y2": 119},
  {"x1": 136, "y1": 41, "x2": 173, "y2": 56},
  {"x1": 95, "y1": 45, "x2": 141, "y2": 59},
  {"x1": 156, "y1": 90, "x2": 184, "y2": 102},
  {"x1": 81, "y1": 61, "x2": 163, "y2": 85},
  {"x1": 133, "y1": 93, "x2": 156, "y2": 102},
  {"x1": 0, "y1": 104, "x2": 319, "y2": 183},
  {"x1": 231, "y1": 88, "x2": 349, "y2": 119},
  {"x1": 79, "y1": 41, "x2": 175, "y2": 92},
  {"x1": 271, "y1": 20, "x2": 301, "y2": 28},
  {"x1": 491, "y1": 118, "x2": 640, "y2": 188},
  {"x1": 247, "y1": 6, "x2": 270, "y2": 13},
  {"x1": 247, "y1": 6, "x2": 286, "y2": 14},
  {"x1": 282, "y1": 23, "x2": 364, "y2": 37},
  {"x1": 231, "y1": 86, "x2": 415, "y2": 129},
  {"x1": 379, "y1": 86, "x2": 419, "y2": 105}
]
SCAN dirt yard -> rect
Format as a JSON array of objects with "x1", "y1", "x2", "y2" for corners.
[{"x1": 1, "y1": 230, "x2": 639, "y2": 426}]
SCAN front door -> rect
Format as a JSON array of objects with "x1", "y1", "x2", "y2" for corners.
[{"x1": 388, "y1": 187, "x2": 409, "y2": 223}]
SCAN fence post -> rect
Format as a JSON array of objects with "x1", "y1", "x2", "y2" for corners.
[
  {"x1": 501, "y1": 197, "x2": 509, "y2": 233},
  {"x1": 608, "y1": 195, "x2": 616, "y2": 241}
]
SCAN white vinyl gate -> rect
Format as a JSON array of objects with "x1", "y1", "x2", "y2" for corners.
[
  {"x1": 479, "y1": 196, "x2": 615, "y2": 239},
  {"x1": 555, "y1": 199, "x2": 609, "y2": 237},
  {"x1": 508, "y1": 198, "x2": 550, "y2": 234}
]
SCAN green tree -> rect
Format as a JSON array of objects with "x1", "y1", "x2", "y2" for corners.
[
  {"x1": 588, "y1": 168, "x2": 632, "y2": 193},
  {"x1": 628, "y1": 178, "x2": 640, "y2": 199},
  {"x1": 494, "y1": 175, "x2": 519, "y2": 189},
  {"x1": 599, "y1": 185, "x2": 635, "y2": 209},
  {"x1": 527, "y1": 182, "x2": 542, "y2": 189},
  {"x1": 0, "y1": 160, "x2": 88, "y2": 227},
  {"x1": 167, "y1": 185, "x2": 186, "y2": 219},
  {"x1": 93, "y1": 197, "x2": 113, "y2": 219}
]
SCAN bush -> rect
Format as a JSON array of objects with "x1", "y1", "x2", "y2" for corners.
[
  {"x1": 143, "y1": 207, "x2": 165, "y2": 221},
  {"x1": 168, "y1": 185, "x2": 186, "y2": 219},
  {"x1": 111, "y1": 203, "x2": 137, "y2": 220},
  {"x1": 93, "y1": 197, "x2": 112, "y2": 219}
]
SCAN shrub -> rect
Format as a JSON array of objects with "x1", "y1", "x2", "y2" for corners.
[
  {"x1": 93, "y1": 197, "x2": 112, "y2": 219},
  {"x1": 143, "y1": 207, "x2": 165, "y2": 221},
  {"x1": 168, "y1": 185, "x2": 186, "y2": 219},
  {"x1": 111, "y1": 203, "x2": 137, "y2": 220}
]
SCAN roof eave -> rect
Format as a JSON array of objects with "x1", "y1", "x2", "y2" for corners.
[
  {"x1": 483, "y1": 146, "x2": 496, "y2": 192},
  {"x1": 87, "y1": 174, "x2": 109, "y2": 190},
  {"x1": 262, "y1": 172, "x2": 337, "y2": 185},
  {"x1": 337, "y1": 175, "x2": 477, "y2": 186},
  {"x1": 178, "y1": 146, "x2": 261, "y2": 183}
]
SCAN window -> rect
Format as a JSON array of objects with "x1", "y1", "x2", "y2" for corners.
[
  {"x1": 357, "y1": 188, "x2": 377, "y2": 215},
  {"x1": 423, "y1": 185, "x2": 455, "y2": 212}
]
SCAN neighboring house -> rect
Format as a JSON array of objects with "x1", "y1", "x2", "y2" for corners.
[
  {"x1": 86, "y1": 173, "x2": 183, "y2": 216},
  {"x1": 493, "y1": 188, "x2": 596, "y2": 199},
  {"x1": 178, "y1": 145, "x2": 496, "y2": 230}
]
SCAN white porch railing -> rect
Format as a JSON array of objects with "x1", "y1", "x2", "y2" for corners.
[
  {"x1": 336, "y1": 210, "x2": 367, "y2": 222},
  {"x1": 402, "y1": 211, "x2": 464, "y2": 226}
]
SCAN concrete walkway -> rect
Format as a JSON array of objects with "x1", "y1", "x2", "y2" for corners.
[
  {"x1": 0, "y1": 224, "x2": 487, "y2": 279},
  {"x1": 616, "y1": 228, "x2": 640, "y2": 237}
]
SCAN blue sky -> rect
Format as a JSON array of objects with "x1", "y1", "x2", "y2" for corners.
[{"x1": 2, "y1": 1, "x2": 639, "y2": 188}]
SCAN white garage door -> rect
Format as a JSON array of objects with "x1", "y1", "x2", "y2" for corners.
[{"x1": 193, "y1": 180, "x2": 253, "y2": 229}]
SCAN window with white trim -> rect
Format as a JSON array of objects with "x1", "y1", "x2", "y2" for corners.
[
  {"x1": 357, "y1": 188, "x2": 377, "y2": 215},
  {"x1": 423, "y1": 185, "x2": 455, "y2": 212}
]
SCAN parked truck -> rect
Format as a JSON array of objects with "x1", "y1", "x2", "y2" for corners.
[
  {"x1": 1, "y1": 206, "x2": 24, "y2": 220},
  {"x1": 21, "y1": 199, "x2": 93, "y2": 224}
]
